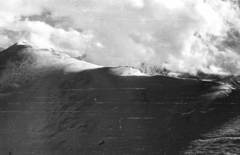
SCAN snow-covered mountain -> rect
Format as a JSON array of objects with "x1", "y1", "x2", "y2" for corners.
[{"x1": 0, "y1": 43, "x2": 240, "y2": 154}]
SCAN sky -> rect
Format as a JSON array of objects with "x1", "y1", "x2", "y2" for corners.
[{"x1": 1, "y1": 0, "x2": 240, "y2": 75}]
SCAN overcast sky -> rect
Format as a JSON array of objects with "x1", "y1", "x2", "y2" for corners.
[{"x1": 1, "y1": 0, "x2": 240, "y2": 75}]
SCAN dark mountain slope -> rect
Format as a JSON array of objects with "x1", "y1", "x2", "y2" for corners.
[
  {"x1": 0, "y1": 47, "x2": 4, "y2": 52},
  {"x1": 0, "y1": 43, "x2": 240, "y2": 155},
  {"x1": 220, "y1": 75, "x2": 240, "y2": 89}
]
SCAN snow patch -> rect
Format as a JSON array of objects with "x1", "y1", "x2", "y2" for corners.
[{"x1": 110, "y1": 67, "x2": 147, "y2": 76}]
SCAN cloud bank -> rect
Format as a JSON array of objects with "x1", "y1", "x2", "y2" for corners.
[{"x1": 1, "y1": 0, "x2": 240, "y2": 75}]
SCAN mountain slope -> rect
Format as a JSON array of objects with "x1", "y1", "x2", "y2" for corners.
[
  {"x1": 0, "y1": 47, "x2": 4, "y2": 52},
  {"x1": 0, "y1": 43, "x2": 240, "y2": 155},
  {"x1": 220, "y1": 75, "x2": 240, "y2": 89}
]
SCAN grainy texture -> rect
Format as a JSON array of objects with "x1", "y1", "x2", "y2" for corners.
[{"x1": 1, "y1": 45, "x2": 240, "y2": 155}]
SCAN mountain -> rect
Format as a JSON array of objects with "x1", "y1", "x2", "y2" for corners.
[
  {"x1": 219, "y1": 75, "x2": 240, "y2": 89},
  {"x1": 0, "y1": 47, "x2": 4, "y2": 52},
  {"x1": 0, "y1": 43, "x2": 240, "y2": 155}
]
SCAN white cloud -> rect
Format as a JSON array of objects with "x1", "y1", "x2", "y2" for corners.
[
  {"x1": 1, "y1": 0, "x2": 240, "y2": 75},
  {"x1": 0, "y1": 32, "x2": 11, "y2": 47},
  {"x1": 0, "y1": 16, "x2": 93, "y2": 57},
  {"x1": 128, "y1": 0, "x2": 145, "y2": 8}
]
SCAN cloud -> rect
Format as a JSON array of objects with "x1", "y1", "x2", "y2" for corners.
[
  {"x1": 0, "y1": 0, "x2": 93, "y2": 56},
  {"x1": 1, "y1": 0, "x2": 240, "y2": 75},
  {"x1": 0, "y1": 13, "x2": 92, "y2": 57}
]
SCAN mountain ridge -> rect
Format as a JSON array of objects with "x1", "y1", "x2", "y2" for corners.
[{"x1": 0, "y1": 42, "x2": 240, "y2": 154}]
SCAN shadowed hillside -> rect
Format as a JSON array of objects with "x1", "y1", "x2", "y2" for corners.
[
  {"x1": 0, "y1": 43, "x2": 240, "y2": 155},
  {"x1": 0, "y1": 47, "x2": 4, "y2": 52}
]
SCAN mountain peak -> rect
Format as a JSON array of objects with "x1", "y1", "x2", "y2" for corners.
[
  {"x1": 0, "y1": 42, "x2": 102, "y2": 80},
  {"x1": 16, "y1": 41, "x2": 31, "y2": 46}
]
